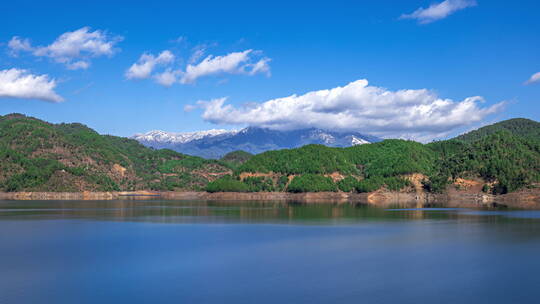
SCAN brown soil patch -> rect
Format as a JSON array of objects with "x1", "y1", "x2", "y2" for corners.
[
  {"x1": 324, "y1": 172, "x2": 345, "y2": 182},
  {"x1": 195, "y1": 170, "x2": 232, "y2": 182},
  {"x1": 112, "y1": 164, "x2": 127, "y2": 178},
  {"x1": 402, "y1": 173, "x2": 428, "y2": 194},
  {"x1": 162, "y1": 173, "x2": 178, "y2": 177},
  {"x1": 453, "y1": 178, "x2": 484, "y2": 193},
  {"x1": 239, "y1": 172, "x2": 276, "y2": 180}
]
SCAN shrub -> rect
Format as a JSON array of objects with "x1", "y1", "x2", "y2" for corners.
[
  {"x1": 337, "y1": 176, "x2": 358, "y2": 192},
  {"x1": 287, "y1": 174, "x2": 337, "y2": 193},
  {"x1": 384, "y1": 177, "x2": 411, "y2": 191},
  {"x1": 355, "y1": 177, "x2": 384, "y2": 193},
  {"x1": 277, "y1": 175, "x2": 289, "y2": 192},
  {"x1": 244, "y1": 176, "x2": 275, "y2": 192}
]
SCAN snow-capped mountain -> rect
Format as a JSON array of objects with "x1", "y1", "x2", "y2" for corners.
[
  {"x1": 351, "y1": 136, "x2": 371, "y2": 145},
  {"x1": 132, "y1": 129, "x2": 238, "y2": 148},
  {"x1": 133, "y1": 127, "x2": 380, "y2": 158}
]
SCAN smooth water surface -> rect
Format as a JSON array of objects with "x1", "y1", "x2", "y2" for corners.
[{"x1": 1, "y1": 200, "x2": 540, "y2": 304}]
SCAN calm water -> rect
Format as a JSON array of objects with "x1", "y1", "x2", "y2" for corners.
[{"x1": 1, "y1": 200, "x2": 540, "y2": 304}]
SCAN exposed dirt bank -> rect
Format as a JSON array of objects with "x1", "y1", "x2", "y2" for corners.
[
  {"x1": 0, "y1": 191, "x2": 160, "y2": 201},
  {"x1": 1, "y1": 188, "x2": 539, "y2": 209}
]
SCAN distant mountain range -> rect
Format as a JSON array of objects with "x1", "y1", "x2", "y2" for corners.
[{"x1": 132, "y1": 127, "x2": 381, "y2": 158}]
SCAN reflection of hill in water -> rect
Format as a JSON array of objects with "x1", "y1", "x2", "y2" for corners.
[{"x1": 2, "y1": 200, "x2": 540, "y2": 229}]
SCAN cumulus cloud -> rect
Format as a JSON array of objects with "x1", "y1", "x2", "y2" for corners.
[
  {"x1": 125, "y1": 48, "x2": 271, "y2": 86},
  {"x1": 401, "y1": 0, "x2": 476, "y2": 24},
  {"x1": 192, "y1": 79, "x2": 504, "y2": 142},
  {"x1": 525, "y1": 72, "x2": 540, "y2": 85},
  {"x1": 7, "y1": 27, "x2": 122, "y2": 69},
  {"x1": 180, "y1": 49, "x2": 270, "y2": 84},
  {"x1": 125, "y1": 50, "x2": 175, "y2": 80},
  {"x1": 0, "y1": 68, "x2": 63, "y2": 102},
  {"x1": 154, "y1": 69, "x2": 180, "y2": 87}
]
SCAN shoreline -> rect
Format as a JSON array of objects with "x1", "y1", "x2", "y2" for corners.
[{"x1": 1, "y1": 188, "x2": 539, "y2": 209}]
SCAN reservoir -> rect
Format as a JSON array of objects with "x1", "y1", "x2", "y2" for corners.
[{"x1": 1, "y1": 200, "x2": 539, "y2": 304}]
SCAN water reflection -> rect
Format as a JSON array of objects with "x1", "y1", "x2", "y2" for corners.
[{"x1": 1, "y1": 199, "x2": 540, "y2": 226}]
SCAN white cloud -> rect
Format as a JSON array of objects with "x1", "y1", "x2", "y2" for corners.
[
  {"x1": 125, "y1": 48, "x2": 271, "y2": 86},
  {"x1": 7, "y1": 27, "x2": 122, "y2": 69},
  {"x1": 246, "y1": 57, "x2": 271, "y2": 76},
  {"x1": 194, "y1": 79, "x2": 504, "y2": 142},
  {"x1": 66, "y1": 60, "x2": 90, "y2": 70},
  {"x1": 401, "y1": 0, "x2": 476, "y2": 24},
  {"x1": 525, "y1": 72, "x2": 540, "y2": 85},
  {"x1": 189, "y1": 46, "x2": 206, "y2": 64},
  {"x1": 7, "y1": 37, "x2": 32, "y2": 55},
  {"x1": 180, "y1": 49, "x2": 271, "y2": 84},
  {"x1": 0, "y1": 68, "x2": 63, "y2": 102},
  {"x1": 154, "y1": 69, "x2": 179, "y2": 87},
  {"x1": 125, "y1": 50, "x2": 175, "y2": 80}
]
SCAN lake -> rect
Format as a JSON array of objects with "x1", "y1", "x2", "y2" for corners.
[{"x1": 1, "y1": 199, "x2": 540, "y2": 304}]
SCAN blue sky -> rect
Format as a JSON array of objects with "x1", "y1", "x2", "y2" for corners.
[{"x1": 0, "y1": 0, "x2": 539, "y2": 141}]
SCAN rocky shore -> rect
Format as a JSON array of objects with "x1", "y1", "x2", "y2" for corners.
[{"x1": 1, "y1": 188, "x2": 539, "y2": 209}]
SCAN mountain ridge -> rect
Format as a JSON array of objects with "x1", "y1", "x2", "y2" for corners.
[
  {"x1": 132, "y1": 126, "x2": 381, "y2": 158},
  {"x1": 133, "y1": 129, "x2": 238, "y2": 147}
]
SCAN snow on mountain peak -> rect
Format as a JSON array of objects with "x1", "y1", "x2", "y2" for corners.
[
  {"x1": 132, "y1": 129, "x2": 238, "y2": 144},
  {"x1": 351, "y1": 136, "x2": 370, "y2": 145},
  {"x1": 132, "y1": 126, "x2": 380, "y2": 158}
]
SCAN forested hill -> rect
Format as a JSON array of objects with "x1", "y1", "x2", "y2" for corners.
[
  {"x1": 0, "y1": 114, "x2": 232, "y2": 192},
  {"x1": 207, "y1": 119, "x2": 540, "y2": 194},
  {"x1": 1, "y1": 114, "x2": 539, "y2": 194},
  {"x1": 456, "y1": 118, "x2": 540, "y2": 143}
]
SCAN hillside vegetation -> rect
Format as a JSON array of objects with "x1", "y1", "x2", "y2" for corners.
[
  {"x1": 428, "y1": 131, "x2": 540, "y2": 194},
  {"x1": 456, "y1": 118, "x2": 540, "y2": 143},
  {"x1": 220, "y1": 150, "x2": 253, "y2": 167},
  {"x1": 0, "y1": 114, "x2": 232, "y2": 192},
  {"x1": 207, "y1": 119, "x2": 540, "y2": 194},
  {"x1": 1, "y1": 114, "x2": 539, "y2": 194}
]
